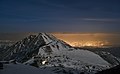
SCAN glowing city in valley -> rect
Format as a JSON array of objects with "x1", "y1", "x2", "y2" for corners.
[
  {"x1": 64, "y1": 41, "x2": 109, "y2": 47},
  {"x1": 53, "y1": 33, "x2": 116, "y2": 47}
]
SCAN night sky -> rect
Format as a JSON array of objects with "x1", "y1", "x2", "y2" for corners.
[{"x1": 0, "y1": 0, "x2": 120, "y2": 33}]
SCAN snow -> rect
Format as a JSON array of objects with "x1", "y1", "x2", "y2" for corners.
[
  {"x1": 1, "y1": 33, "x2": 114, "y2": 74},
  {"x1": 0, "y1": 64, "x2": 56, "y2": 74},
  {"x1": 23, "y1": 57, "x2": 34, "y2": 65},
  {"x1": 37, "y1": 40, "x2": 110, "y2": 66},
  {"x1": 65, "y1": 49, "x2": 110, "y2": 66},
  {"x1": 37, "y1": 35, "x2": 110, "y2": 66},
  {"x1": 41, "y1": 33, "x2": 52, "y2": 44}
]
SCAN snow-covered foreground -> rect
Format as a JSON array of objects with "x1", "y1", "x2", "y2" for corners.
[
  {"x1": 0, "y1": 63, "x2": 83, "y2": 74},
  {"x1": 0, "y1": 63, "x2": 55, "y2": 74}
]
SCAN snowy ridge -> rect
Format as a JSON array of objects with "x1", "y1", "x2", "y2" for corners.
[{"x1": 1, "y1": 33, "x2": 118, "y2": 74}]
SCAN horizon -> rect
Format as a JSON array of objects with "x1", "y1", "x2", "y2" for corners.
[{"x1": 0, "y1": 32, "x2": 120, "y2": 47}]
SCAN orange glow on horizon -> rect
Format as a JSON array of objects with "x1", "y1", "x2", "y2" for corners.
[
  {"x1": 53, "y1": 33, "x2": 113, "y2": 47},
  {"x1": 64, "y1": 41, "x2": 108, "y2": 47}
]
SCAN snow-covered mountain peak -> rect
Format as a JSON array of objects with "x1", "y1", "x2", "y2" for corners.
[
  {"x1": 1, "y1": 33, "x2": 119, "y2": 74},
  {"x1": 2, "y1": 33, "x2": 71, "y2": 61}
]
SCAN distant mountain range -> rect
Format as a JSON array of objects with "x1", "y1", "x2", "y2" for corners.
[{"x1": 0, "y1": 33, "x2": 120, "y2": 74}]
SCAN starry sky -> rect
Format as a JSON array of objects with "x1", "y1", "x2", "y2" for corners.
[{"x1": 0, "y1": 0, "x2": 120, "y2": 33}]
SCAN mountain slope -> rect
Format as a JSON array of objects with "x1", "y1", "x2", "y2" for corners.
[{"x1": 1, "y1": 33, "x2": 118, "y2": 74}]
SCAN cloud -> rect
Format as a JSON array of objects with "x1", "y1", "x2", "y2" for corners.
[{"x1": 82, "y1": 18, "x2": 120, "y2": 22}]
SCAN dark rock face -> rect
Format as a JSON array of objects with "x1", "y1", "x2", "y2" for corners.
[
  {"x1": 96, "y1": 65, "x2": 120, "y2": 74},
  {"x1": 0, "y1": 62, "x2": 3, "y2": 69},
  {"x1": 2, "y1": 33, "x2": 46, "y2": 62},
  {"x1": 44, "y1": 46, "x2": 52, "y2": 54}
]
